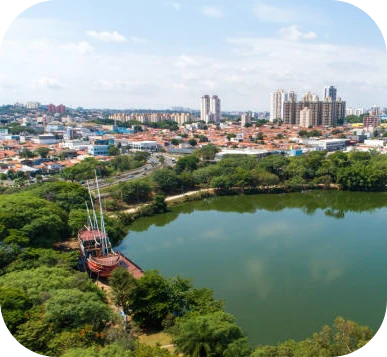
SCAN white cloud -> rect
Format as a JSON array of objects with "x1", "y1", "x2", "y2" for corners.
[
  {"x1": 93, "y1": 79, "x2": 127, "y2": 91},
  {"x1": 175, "y1": 55, "x2": 199, "y2": 68},
  {"x1": 253, "y1": 1, "x2": 298, "y2": 23},
  {"x1": 278, "y1": 26, "x2": 317, "y2": 41},
  {"x1": 78, "y1": 41, "x2": 95, "y2": 54},
  {"x1": 37, "y1": 76, "x2": 64, "y2": 90},
  {"x1": 201, "y1": 6, "x2": 223, "y2": 18},
  {"x1": 61, "y1": 41, "x2": 95, "y2": 54},
  {"x1": 30, "y1": 39, "x2": 50, "y2": 50},
  {"x1": 86, "y1": 30, "x2": 127, "y2": 43},
  {"x1": 129, "y1": 36, "x2": 147, "y2": 44},
  {"x1": 1, "y1": 14, "x2": 386, "y2": 111},
  {"x1": 171, "y1": 83, "x2": 187, "y2": 90}
]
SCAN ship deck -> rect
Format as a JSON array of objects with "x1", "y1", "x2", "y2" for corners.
[
  {"x1": 117, "y1": 252, "x2": 144, "y2": 279},
  {"x1": 79, "y1": 229, "x2": 106, "y2": 242}
]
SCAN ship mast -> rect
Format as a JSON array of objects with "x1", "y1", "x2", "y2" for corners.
[
  {"x1": 87, "y1": 180, "x2": 102, "y2": 247},
  {"x1": 85, "y1": 201, "x2": 98, "y2": 243},
  {"x1": 95, "y1": 170, "x2": 108, "y2": 256}
]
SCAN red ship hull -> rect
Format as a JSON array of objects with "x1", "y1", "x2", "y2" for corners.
[
  {"x1": 86, "y1": 254, "x2": 121, "y2": 277},
  {"x1": 79, "y1": 175, "x2": 143, "y2": 279}
]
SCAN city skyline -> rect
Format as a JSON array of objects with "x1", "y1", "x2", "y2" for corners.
[{"x1": 0, "y1": 0, "x2": 386, "y2": 111}]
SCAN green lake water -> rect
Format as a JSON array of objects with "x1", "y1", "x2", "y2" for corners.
[{"x1": 116, "y1": 191, "x2": 387, "y2": 346}]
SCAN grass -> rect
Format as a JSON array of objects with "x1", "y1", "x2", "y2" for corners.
[{"x1": 138, "y1": 331, "x2": 175, "y2": 351}]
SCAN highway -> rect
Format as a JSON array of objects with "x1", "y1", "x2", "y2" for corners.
[{"x1": 86, "y1": 153, "x2": 175, "y2": 191}]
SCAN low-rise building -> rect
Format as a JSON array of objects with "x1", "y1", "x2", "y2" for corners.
[
  {"x1": 32, "y1": 134, "x2": 57, "y2": 145},
  {"x1": 88, "y1": 145, "x2": 109, "y2": 156},
  {"x1": 129, "y1": 141, "x2": 158, "y2": 152}
]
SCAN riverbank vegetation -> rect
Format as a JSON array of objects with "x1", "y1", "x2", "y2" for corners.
[
  {"x1": 0, "y1": 148, "x2": 381, "y2": 356},
  {"x1": 104, "y1": 148, "x2": 387, "y2": 218}
]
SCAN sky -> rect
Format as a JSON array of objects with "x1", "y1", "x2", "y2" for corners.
[{"x1": 0, "y1": 0, "x2": 386, "y2": 111}]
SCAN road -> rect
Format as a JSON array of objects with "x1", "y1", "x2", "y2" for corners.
[{"x1": 86, "y1": 153, "x2": 176, "y2": 191}]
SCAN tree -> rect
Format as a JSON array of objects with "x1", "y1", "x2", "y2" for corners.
[
  {"x1": 152, "y1": 168, "x2": 180, "y2": 194},
  {"x1": 226, "y1": 133, "x2": 236, "y2": 141},
  {"x1": 109, "y1": 267, "x2": 137, "y2": 314},
  {"x1": 173, "y1": 311, "x2": 246, "y2": 357},
  {"x1": 175, "y1": 155, "x2": 199, "y2": 174},
  {"x1": 0, "y1": 286, "x2": 32, "y2": 333},
  {"x1": 171, "y1": 138, "x2": 180, "y2": 146},
  {"x1": 256, "y1": 132, "x2": 264, "y2": 141},
  {"x1": 151, "y1": 194, "x2": 168, "y2": 214},
  {"x1": 108, "y1": 145, "x2": 120, "y2": 156},
  {"x1": 197, "y1": 144, "x2": 220, "y2": 161},
  {"x1": 44, "y1": 288, "x2": 112, "y2": 330},
  {"x1": 19, "y1": 148, "x2": 35, "y2": 158},
  {"x1": 199, "y1": 135, "x2": 209, "y2": 143},
  {"x1": 0, "y1": 194, "x2": 68, "y2": 246},
  {"x1": 258, "y1": 155, "x2": 289, "y2": 178},
  {"x1": 116, "y1": 179, "x2": 152, "y2": 204},
  {"x1": 34, "y1": 147, "x2": 50, "y2": 158},
  {"x1": 189, "y1": 139, "x2": 198, "y2": 147},
  {"x1": 129, "y1": 270, "x2": 172, "y2": 328}
]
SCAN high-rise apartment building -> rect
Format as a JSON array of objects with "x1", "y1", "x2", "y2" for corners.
[
  {"x1": 201, "y1": 94, "x2": 221, "y2": 123},
  {"x1": 201, "y1": 95, "x2": 210, "y2": 122},
  {"x1": 47, "y1": 104, "x2": 66, "y2": 114},
  {"x1": 336, "y1": 98, "x2": 346, "y2": 123},
  {"x1": 370, "y1": 106, "x2": 380, "y2": 116},
  {"x1": 321, "y1": 98, "x2": 336, "y2": 127},
  {"x1": 241, "y1": 112, "x2": 252, "y2": 128},
  {"x1": 299, "y1": 108, "x2": 312, "y2": 128},
  {"x1": 210, "y1": 95, "x2": 221, "y2": 123},
  {"x1": 26, "y1": 101, "x2": 40, "y2": 109},
  {"x1": 47, "y1": 104, "x2": 56, "y2": 114},
  {"x1": 283, "y1": 91, "x2": 345, "y2": 127},
  {"x1": 288, "y1": 91, "x2": 297, "y2": 102},
  {"x1": 56, "y1": 104, "x2": 66, "y2": 114},
  {"x1": 270, "y1": 89, "x2": 288, "y2": 122},
  {"x1": 324, "y1": 85, "x2": 337, "y2": 101},
  {"x1": 363, "y1": 116, "x2": 381, "y2": 129}
]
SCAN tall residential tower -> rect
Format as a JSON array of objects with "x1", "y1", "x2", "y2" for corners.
[
  {"x1": 270, "y1": 89, "x2": 288, "y2": 122},
  {"x1": 201, "y1": 94, "x2": 221, "y2": 123}
]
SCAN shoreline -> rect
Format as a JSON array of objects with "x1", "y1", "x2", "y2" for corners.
[{"x1": 114, "y1": 183, "x2": 340, "y2": 218}]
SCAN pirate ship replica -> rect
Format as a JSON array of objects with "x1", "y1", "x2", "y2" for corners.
[{"x1": 78, "y1": 173, "x2": 121, "y2": 278}]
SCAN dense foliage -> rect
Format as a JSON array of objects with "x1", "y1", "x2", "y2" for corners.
[
  {"x1": 61, "y1": 152, "x2": 149, "y2": 181},
  {"x1": 0, "y1": 150, "x2": 380, "y2": 357},
  {"x1": 150, "y1": 150, "x2": 387, "y2": 195}
]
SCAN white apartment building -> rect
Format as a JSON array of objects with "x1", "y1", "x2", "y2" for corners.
[
  {"x1": 270, "y1": 89, "x2": 288, "y2": 122},
  {"x1": 370, "y1": 106, "x2": 380, "y2": 116},
  {"x1": 201, "y1": 95, "x2": 210, "y2": 122},
  {"x1": 26, "y1": 101, "x2": 40, "y2": 109},
  {"x1": 201, "y1": 95, "x2": 221, "y2": 123},
  {"x1": 210, "y1": 95, "x2": 221, "y2": 123},
  {"x1": 241, "y1": 112, "x2": 252, "y2": 127},
  {"x1": 299, "y1": 108, "x2": 312, "y2": 128}
]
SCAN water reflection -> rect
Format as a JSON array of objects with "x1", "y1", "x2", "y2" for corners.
[
  {"x1": 117, "y1": 191, "x2": 387, "y2": 345},
  {"x1": 244, "y1": 257, "x2": 273, "y2": 301},
  {"x1": 126, "y1": 191, "x2": 387, "y2": 237},
  {"x1": 308, "y1": 259, "x2": 345, "y2": 284}
]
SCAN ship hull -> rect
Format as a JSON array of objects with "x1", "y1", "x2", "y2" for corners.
[{"x1": 86, "y1": 254, "x2": 121, "y2": 278}]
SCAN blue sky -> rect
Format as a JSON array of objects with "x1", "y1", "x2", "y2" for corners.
[{"x1": 0, "y1": 0, "x2": 386, "y2": 110}]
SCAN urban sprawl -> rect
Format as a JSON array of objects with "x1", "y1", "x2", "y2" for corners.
[{"x1": 0, "y1": 85, "x2": 386, "y2": 183}]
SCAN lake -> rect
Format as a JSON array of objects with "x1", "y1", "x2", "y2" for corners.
[{"x1": 116, "y1": 191, "x2": 387, "y2": 346}]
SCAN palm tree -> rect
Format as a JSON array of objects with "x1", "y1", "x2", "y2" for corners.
[{"x1": 174, "y1": 319, "x2": 212, "y2": 357}]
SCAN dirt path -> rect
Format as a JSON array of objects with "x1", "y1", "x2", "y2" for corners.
[{"x1": 117, "y1": 188, "x2": 215, "y2": 215}]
